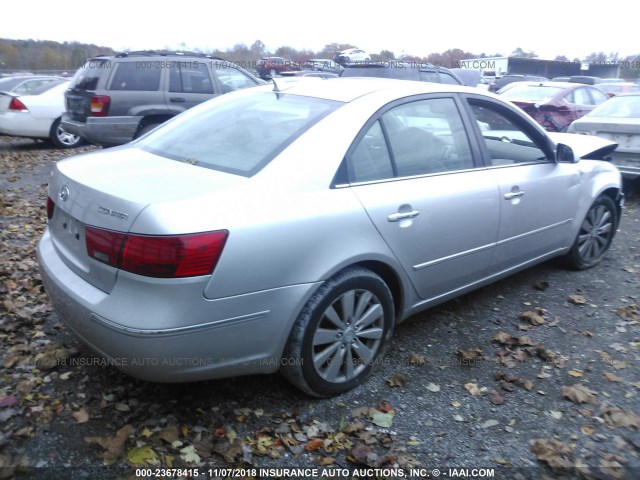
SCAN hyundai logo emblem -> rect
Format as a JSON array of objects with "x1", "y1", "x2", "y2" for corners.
[{"x1": 59, "y1": 186, "x2": 70, "y2": 202}]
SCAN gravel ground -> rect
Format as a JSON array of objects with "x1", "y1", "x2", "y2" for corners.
[{"x1": 0, "y1": 136, "x2": 639, "y2": 480}]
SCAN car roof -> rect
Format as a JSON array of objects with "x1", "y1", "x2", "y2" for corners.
[{"x1": 265, "y1": 76, "x2": 477, "y2": 103}]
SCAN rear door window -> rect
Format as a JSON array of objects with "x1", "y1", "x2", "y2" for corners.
[{"x1": 109, "y1": 62, "x2": 161, "y2": 91}]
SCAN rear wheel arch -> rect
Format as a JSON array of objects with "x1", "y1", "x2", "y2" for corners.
[
  {"x1": 281, "y1": 265, "x2": 397, "y2": 397},
  {"x1": 134, "y1": 115, "x2": 173, "y2": 138}
]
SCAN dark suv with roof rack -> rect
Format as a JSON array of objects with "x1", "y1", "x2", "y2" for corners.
[
  {"x1": 62, "y1": 51, "x2": 263, "y2": 146},
  {"x1": 340, "y1": 61, "x2": 462, "y2": 85}
]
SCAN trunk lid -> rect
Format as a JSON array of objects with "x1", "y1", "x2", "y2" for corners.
[{"x1": 48, "y1": 147, "x2": 245, "y2": 292}]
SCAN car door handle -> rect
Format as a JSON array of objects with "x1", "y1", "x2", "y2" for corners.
[
  {"x1": 170, "y1": 97, "x2": 186, "y2": 103},
  {"x1": 388, "y1": 210, "x2": 420, "y2": 222},
  {"x1": 504, "y1": 190, "x2": 525, "y2": 200}
]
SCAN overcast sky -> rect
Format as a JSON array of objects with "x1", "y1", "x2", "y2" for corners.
[{"x1": 4, "y1": 0, "x2": 634, "y2": 61}]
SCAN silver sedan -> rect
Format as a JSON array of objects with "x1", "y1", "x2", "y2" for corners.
[{"x1": 38, "y1": 78, "x2": 623, "y2": 397}]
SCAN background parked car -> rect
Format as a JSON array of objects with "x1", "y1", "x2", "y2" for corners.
[
  {"x1": 62, "y1": 51, "x2": 263, "y2": 147},
  {"x1": 39, "y1": 78, "x2": 621, "y2": 397},
  {"x1": 489, "y1": 74, "x2": 548, "y2": 93},
  {"x1": 569, "y1": 75, "x2": 604, "y2": 85},
  {"x1": 302, "y1": 59, "x2": 343, "y2": 74},
  {"x1": 500, "y1": 81, "x2": 609, "y2": 131},
  {"x1": 567, "y1": 92, "x2": 640, "y2": 178},
  {"x1": 256, "y1": 57, "x2": 301, "y2": 79},
  {"x1": 0, "y1": 80, "x2": 83, "y2": 148},
  {"x1": 334, "y1": 48, "x2": 370, "y2": 65},
  {"x1": 341, "y1": 61, "x2": 462, "y2": 85},
  {"x1": 0, "y1": 75, "x2": 65, "y2": 95},
  {"x1": 597, "y1": 82, "x2": 640, "y2": 97}
]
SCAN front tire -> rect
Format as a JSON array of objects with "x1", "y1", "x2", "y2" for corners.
[
  {"x1": 49, "y1": 118, "x2": 83, "y2": 149},
  {"x1": 565, "y1": 194, "x2": 617, "y2": 269},
  {"x1": 282, "y1": 267, "x2": 394, "y2": 397}
]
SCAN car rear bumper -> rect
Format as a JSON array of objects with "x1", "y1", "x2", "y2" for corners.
[
  {"x1": 609, "y1": 152, "x2": 640, "y2": 179},
  {"x1": 37, "y1": 228, "x2": 319, "y2": 383},
  {"x1": 62, "y1": 114, "x2": 141, "y2": 146}
]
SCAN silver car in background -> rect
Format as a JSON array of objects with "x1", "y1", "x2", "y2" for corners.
[
  {"x1": 38, "y1": 78, "x2": 623, "y2": 397},
  {"x1": 568, "y1": 92, "x2": 640, "y2": 178}
]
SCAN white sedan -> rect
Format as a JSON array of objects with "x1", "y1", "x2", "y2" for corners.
[{"x1": 0, "y1": 80, "x2": 83, "y2": 148}]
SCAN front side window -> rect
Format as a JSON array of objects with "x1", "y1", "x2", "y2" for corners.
[
  {"x1": 169, "y1": 63, "x2": 213, "y2": 94},
  {"x1": 213, "y1": 63, "x2": 259, "y2": 93},
  {"x1": 469, "y1": 101, "x2": 549, "y2": 166}
]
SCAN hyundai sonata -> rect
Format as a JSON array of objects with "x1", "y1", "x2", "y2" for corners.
[{"x1": 38, "y1": 77, "x2": 622, "y2": 397}]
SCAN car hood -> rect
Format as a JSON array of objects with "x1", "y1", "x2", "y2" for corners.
[{"x1": 548, "y1": 132, "x2": 618, "y2": 160}]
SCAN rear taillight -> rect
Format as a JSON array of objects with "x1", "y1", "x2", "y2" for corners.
[
  {"x1": 9, "y1": 98, "x2": 28, "y2": 111},
  {"x1": 89, "y1": 95, "x2": 110, "y2": 117},
  {"x1": 46, "y1": 196, "x2": 55, "y2": 220},
  {"x1": 85, "y1": 227, "x2": 228, "y2": 278}
]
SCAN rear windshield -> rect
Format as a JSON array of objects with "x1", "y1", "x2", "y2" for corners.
[
  {"x1": 501, "y1": 85, "x2": 564, "y2": 101},
  {"x1": 69, "y1": 59, "x2": 112, "y2": 91},
  {"x1": 589, "y1": 95, "x2": 640, "y2": 118},
  {"x1": 137, "y1": 91, "x2": 341, "y2": 176}
]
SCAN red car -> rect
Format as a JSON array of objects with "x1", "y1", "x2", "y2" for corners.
[
  {"x1": 256, "y1": 57, "x2": 300, "y2": 80},
  {"x1": 500, "y1": 82, "x2": 609, "y2": 132}
]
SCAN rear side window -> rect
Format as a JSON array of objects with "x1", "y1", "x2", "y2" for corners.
[
  {"x1": 70, "y1": 59, "x2": 111, "y2": 91},
  {"x1": 109, "y1": 63, "x2": 161, "y2": 91},
  {"x1": 137, "y1": 92, "x2": 341, "y2": 176},
  {"x1": 347, "y1": 97, "x2": 474, "y2": 182}
]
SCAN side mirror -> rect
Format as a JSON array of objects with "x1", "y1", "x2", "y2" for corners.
[{"x1": 556, "y1": 143, "x2": 578, "y2": 163}]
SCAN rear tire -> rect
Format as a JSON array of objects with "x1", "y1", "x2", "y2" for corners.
[
  {"x1": 281, "y1": 267, "x2": 394, "y2": 397},
  {"x1": 49, "y1": 118, "x2": 83, "y2": 149},
  {"x1": 564, "y1": 194, "x2": 617, "y2": 269}
]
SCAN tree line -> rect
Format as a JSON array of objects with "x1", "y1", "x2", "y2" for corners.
[{"x1": 1, "y1": 38, "x2": 639, "y2": 80}]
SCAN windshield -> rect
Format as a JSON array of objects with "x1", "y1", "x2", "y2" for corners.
[
  {"x1": 587, "y1": 95, "x2": 640, "y2": 118},
  {"x1": 137, "y1": 91, "x2": 341, "y2": 176},
  {"x1": 501, "y1": 85, "x2": 564, "y2": 102}
]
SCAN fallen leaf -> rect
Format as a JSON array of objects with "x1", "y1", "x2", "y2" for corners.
[
  {"x1": 306, "y1": 438, "x2": 324, "y2": 452},
  {"x1": 489, "y1": 390, "x2": 505, "y2": 405},
  {"x1": 85, "y1": 424, "x2": 133, "y2": 464},
  {"x1": 464, "y1": 383, "x2": 482, "y2": 396},
  {"x1": 426, "y1": 383, "x2": 440, "y2": 393},
  {"x1": 533, "y1": 281, "x2": 550, "y2": 291},
  {"x1": 531, "y1": 438, "x2": 575, "y2": 469},
  {"x1": 72, "y1": 409, "x2": 89, "y2": 423},
  {"x1": 520, "y1": 310, "x2": 545, "y2": 325},
  {"x1": 128, "y1": 445, "x2": 157, "y2": 465},
  {"x1": 562, "y1": 385, "x2": 597, "y2": 404},
  {"x1": 378, "y1": 401, "x2": 393, "y2": 413},
  {"x1": 179, "y1": 445, "x2": 200, "y2": 464},
  {"x1": 603, "y1": 372, "x2": 624, "y2": 383},
  {"x1": 600, "y1": 406, "x2": 640, "y2": 429},
  {"x1": 456, "y1": 347, "x2": 483, "y2": 365},
  {"x1": 386, "y1": 373, "x2": 406, "y2": 387},
  {"x1": 568, "y1": 370, "x2": 583, "y2": 378},
  {"x1": 371, "y1": 411, "x2": 394, "y2": 428},
  {"x1": 568, "y1": 294, "x2": 586, "y2": 305},
  {"x1": 408, "y1": 353, "x2": 426, "y2": 365}
]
